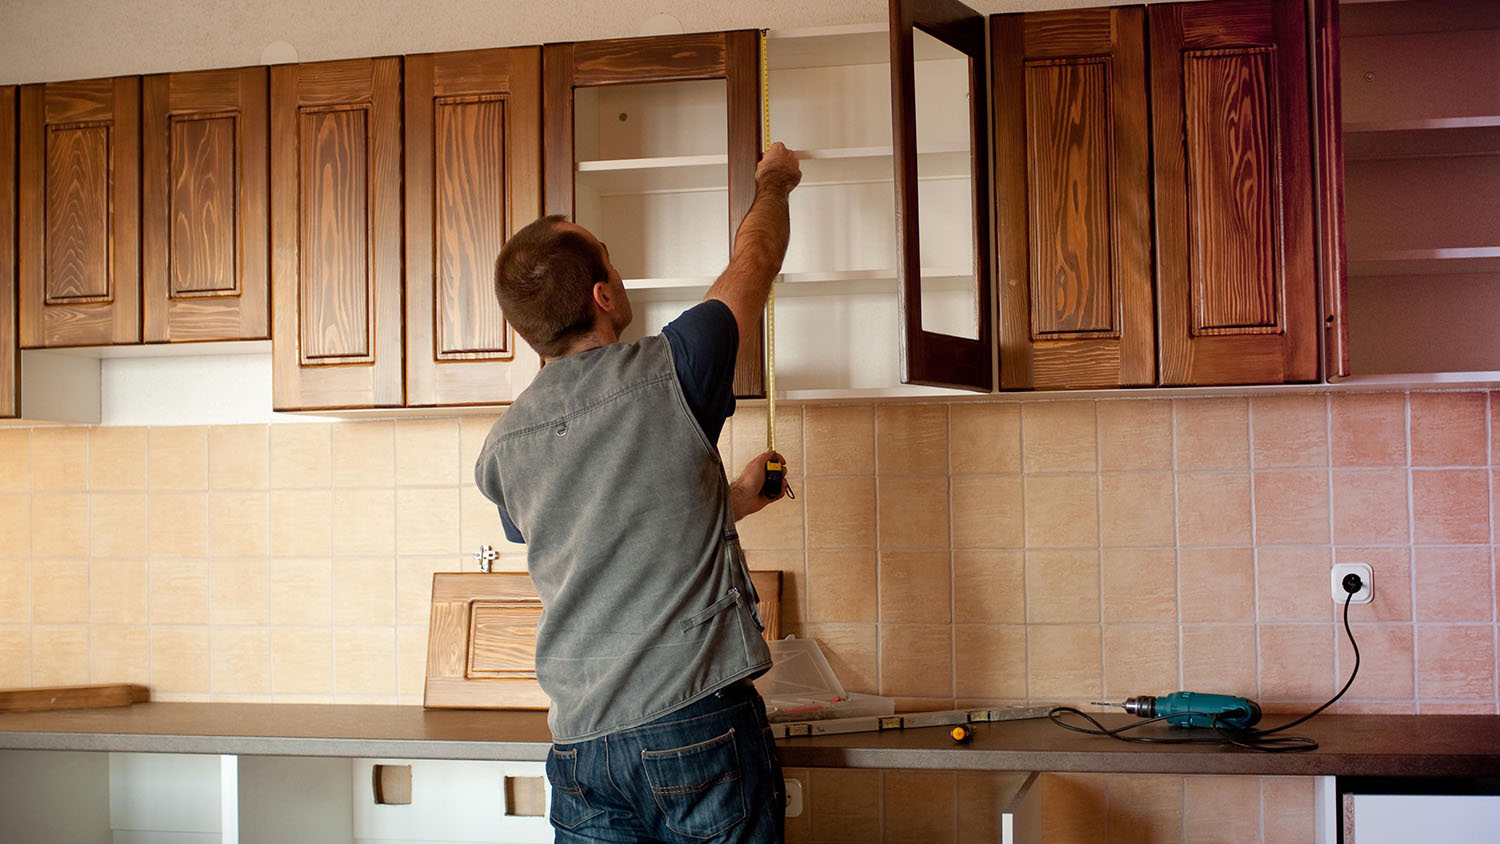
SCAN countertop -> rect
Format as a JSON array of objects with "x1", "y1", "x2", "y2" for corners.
[{"x1": 0, "y1": 704, "x2": 1497, "y2": 777}]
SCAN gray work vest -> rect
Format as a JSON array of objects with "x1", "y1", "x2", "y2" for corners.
[{"x1": 474, "y1": 334, "x2": 770, "y2": 742}]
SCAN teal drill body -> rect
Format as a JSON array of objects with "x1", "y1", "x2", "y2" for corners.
[{"x1": 1122, "y1": 692, "x2": 1262, "y2": 729}]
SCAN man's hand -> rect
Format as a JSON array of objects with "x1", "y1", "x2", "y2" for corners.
[
  {"x1": 730, "y1": 450, "x2": 788, "y2": 521},
  {"x1": 756, "y1": 142, "x2": 802, "y2": 195}
]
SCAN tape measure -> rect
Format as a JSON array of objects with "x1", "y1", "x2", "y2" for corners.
[{"x1": 759, "y1": 30, "x2": 785, "y2": 500}]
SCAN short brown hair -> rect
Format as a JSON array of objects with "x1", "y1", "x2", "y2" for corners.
[{"x1": 494, "y1": 215, "x2": 607, "y2": 357}]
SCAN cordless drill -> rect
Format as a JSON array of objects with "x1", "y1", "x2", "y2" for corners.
[{"x1": 1092, "y1": 692, "x2": 1262, "y2": 729}]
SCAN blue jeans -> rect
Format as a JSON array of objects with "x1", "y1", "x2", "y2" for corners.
[{"x1": 545, "y1": 681, "x2": 785, "y2": 843}]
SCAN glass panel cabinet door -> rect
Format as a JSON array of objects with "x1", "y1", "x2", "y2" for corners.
[{"x1": 890, "y1": 0, "x2": 994, "y2": 392}]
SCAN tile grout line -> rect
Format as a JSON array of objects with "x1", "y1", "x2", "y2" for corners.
[
  {"x1": 1404, "y1": 391, "x2": 1422, "y2": 710},
  {"x1": 1246, "y1": 398, "x2": 1264, "y2": 702}
]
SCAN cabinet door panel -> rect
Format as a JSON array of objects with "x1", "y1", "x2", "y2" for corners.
[
  {"x1": 2, "y1": 87, "x2": 16, "y2": 418},
  {"x1": 19, "y1": 77, "x2": 140, "y2": 347},
  {"x1": 993, "y1": 6, "x2": 1153, "y2": 389},
  {"x1": 891, "y1": 0, "x2": 994, "y2": 392},
  {"x1": 1152, "y1": 0, "x2": 1317, "y2": 385},
  {"x1": 270, "y1": 58, "x2": 403, "y2": 410},
  {"x1": 142, "y1": 67, "x2": 269, "y2": 343},
  {"x1": 405, "y1": 47, "x2": 542, "y2": 406},
  {"x1": 543, "y1": 32, "x2": 764, "y2": 399}
]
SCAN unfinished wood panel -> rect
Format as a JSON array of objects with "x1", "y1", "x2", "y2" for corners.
[
  {"x1": 142, "y1": 66, "x2": 269, "y2": 343},
  {"x1": 1, "y1": 87, "x2": 16, "y2": 418},
  {"x1": 890, "y1": 0, "x2": 994, "y2": 392},
  {"x1": 18, "y1": 76, "x2": 140, "y2": 347},
  {"x1": 404, "y1": 47, "x2": 542, "y2": 407},
  {"x1": 993, "y1": 6, "x2": 1153, "y2": 390},
  {"x1": 426, "y1": 570, "x2": 782, "y2": 710},
  {"x1": 1315, "y1": 0, "x2": 1349, "y2": 379},
  {"x1": 1151, "y1": 0, "x2": 1318, "y2": 385},
  {"x1": 543, "y1": 31, "x2": 764, "y2": 398},
  {"x1": 0, "y1": 684, "x2": 148, "y2": 713},
  {"x1": 270, "y1": 57, "x2": 403, "y2": 410}
]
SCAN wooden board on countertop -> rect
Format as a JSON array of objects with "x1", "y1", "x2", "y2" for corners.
[
  {"x1": 0, "y1": 684, "x2": 149, "y2": 713},
  {"x1": 425, "y1": 570, "x2": 781, "y2": 710}
]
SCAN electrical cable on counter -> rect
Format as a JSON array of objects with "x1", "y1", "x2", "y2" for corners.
[{"x1": 1048, "y1": 575, "x2": 1365, "y2": 753}]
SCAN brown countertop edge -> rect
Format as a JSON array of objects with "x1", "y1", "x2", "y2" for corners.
[{"x1": 0, "y1": 705, "x2": 1497, "y2": 777}]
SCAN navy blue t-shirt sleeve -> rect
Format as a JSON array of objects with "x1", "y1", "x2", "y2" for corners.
[
  {"x1": 662, "y1": 299, "x2": 739, "y2": 444},
  {"x1": 498, "y1": 505, "x2": 524, "y2": 543}
]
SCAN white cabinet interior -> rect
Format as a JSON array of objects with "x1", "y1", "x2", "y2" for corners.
[
  {"x1": 1339, "y1": 0, "x2": 1500, "y2": 376},
  {"x1": 609, "y1": 25, "x2": 976, "y2": 398}
]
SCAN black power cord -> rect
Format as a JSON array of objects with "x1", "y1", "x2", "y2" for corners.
[{"x1": 1048, "y1": 573, "x2": 1364, "y2": 753}]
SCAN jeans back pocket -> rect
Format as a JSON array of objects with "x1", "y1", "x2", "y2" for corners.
[
  {"x1": 640, "y1": 727, "x2": 746, "y2": 839},
  {"x1": 545, "y1": 745, "x2": 603, "y2": 830}
]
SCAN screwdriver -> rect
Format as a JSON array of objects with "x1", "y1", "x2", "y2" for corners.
[{"x1": 1091, "y1": 692, "x2": 1262, "y2": 730}]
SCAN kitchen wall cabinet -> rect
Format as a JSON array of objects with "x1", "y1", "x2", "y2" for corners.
[
  {"x1": 2, "y1": 86, "x2": 16, "y2": 418},
  {"x1": 404, "y1": 46, "x2": 543, "y2": 407},
  {"x1": 18, "y1": 76, "x2": 141, "y2": 348},
  {"x1": 543, "y1": 30, "x2": 765, "y2": 397},
  {"x1": 1151, "y1": 0, "x2": 1318, "y2": 386},
  {"x1": 991, "y1": 6, "x2": 1153, "y2": 390},
  {"x1": 1336, "y1": 0, "x2": 1500, "y2": 376},
  {"x1": 269, "y1": 57, "x2": 404, "y2": 411},
  {"x1": 142, "y1": 66, "x2": 270, "y2": 344}
]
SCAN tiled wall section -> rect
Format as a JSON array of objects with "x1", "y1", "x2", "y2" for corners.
[{"x1": 1, "y1": 390, "x2": 1496, "y2": 842}]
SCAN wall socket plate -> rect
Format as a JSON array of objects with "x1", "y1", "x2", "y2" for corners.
[
  {"x1": 785, "y1": 776, "x2": 804, "y2": 817},
  {"x1": 1332, "y1": 562, "x2": 1373, "y2": 604}
]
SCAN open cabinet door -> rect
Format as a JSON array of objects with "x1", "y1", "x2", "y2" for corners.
[
  {"x1": 1314, "y1": 0, "x2": 1350, "y2": 380},
  {"x1": 890, "y1": 0, "x2": 994, "y2": 391}
]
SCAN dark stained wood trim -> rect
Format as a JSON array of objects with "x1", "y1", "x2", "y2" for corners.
[
  {"x1": 0, "y1": 87, "x2": 16, "y2": 417},
  {"x1": 1314, "y1": 0, "x2": 1350, "y2": 380},
  {"x1": 725, "y1": 29, "x2": 764, "y2": 398},
  {"x1": 571, "y1": 33, "x2": 728, "y2": 86},
  {"x1": 891, "y1": 0, "x2": 994, "y2": 391},
  {"x1": 542, "y1": 43, "x2": 575, "y2": 219}
]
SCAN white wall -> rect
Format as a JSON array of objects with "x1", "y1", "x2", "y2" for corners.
[{"x1": 0, "y1": 0, "x2": 1121, "y2": 85}]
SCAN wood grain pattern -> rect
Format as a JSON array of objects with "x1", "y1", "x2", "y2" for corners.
[
  {"x1": 19, "y1": 76, "x2": 140, "y2": 348},
  {"x1": 405, "y1": 46, "x2": 542, "y2": 407},
  {"x1": 425, "y1": 570, "x2": 782, "y2": 710},
  {"x1": 1315, "y1": 0, "x2": 1349, "y2": 379},
  {"x1": 1184, "y1": 48, "x2": 1280, "y2": 334},
  {"x1": 1, "y1": 87, "x2": 15, "y2": 418},
  {"x1": 994, "y1": 6, "x2": 1153, "y2": 391},
  {"x1": 0, "y1": 683, "x2": 149, "y2": 713},
  {"x1": 544, "y1": 32, "x2": 765, "y2": 398},
  {"x1": 142, "y1": 67, "x2": 270, "y2": 343},
  {"x1": 1151, "y1": 0, "x2": 1318, "y2": 386},
  {"x1": 1025, "y1": 58, "x2": 1114, "y2": 336},
  {"x1": 270, "y1": 57, "x2": 403, "y2": 410},
  {"x1": 891, "y1": 0, "x2": 993, "y2": 392}
]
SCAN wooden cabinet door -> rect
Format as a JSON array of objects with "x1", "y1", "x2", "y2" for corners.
[
  {"x1": 2, "y1": 87, "x2": 16, "y2": 418},
  {"x1": 404, "y1": 47, "x2": 542, "y2": 407},
  {"x1": 1151, "y1": 0, "x2": 1318, "y2": 385},
  {"x1": 1314, "y1": 0, "x2": 1349, "y2": 380},
  {"x1": 992, "y1": 6, "x2": 1153, "y2": 390},
  {"x1": 543, "y1": 31, "x2": 764, "y2": 398},
  {"x1": 891, "y1": 0, "x2": 994, "y2": 392},
  {"x1": 270, "y1": 58, "x2": 403, "y2": 410},
  {"x1": 142, "y1": 67, "x2": 269, "y2": 344},
  {"x1": 18, "y1": 77, "x2": 140, "y2": 348}
]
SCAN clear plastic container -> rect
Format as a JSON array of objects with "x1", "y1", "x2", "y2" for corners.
[{"x1": 754, "y1": 637, "x2": 895, "y2": 722}]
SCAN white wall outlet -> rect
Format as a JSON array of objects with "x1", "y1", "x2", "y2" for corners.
[
  {"x1": 1332, "y1": 563, "x2": 1373, "y2": 604},
  {"x1": 785, "y1": 777, "x2": 804, "y2": 818}
]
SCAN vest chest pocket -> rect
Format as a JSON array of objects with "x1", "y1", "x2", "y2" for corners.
[
  {"x1": 640, "y1": 727, "x2": 746, "y2": 839},
  {"x1": 680, "y1": 587, "x2": 741, "y2": 633}
]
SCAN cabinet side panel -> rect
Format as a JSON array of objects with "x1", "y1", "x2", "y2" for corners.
[
  {"x1": 297, "y1": 106, "x2": 372, "y2": 362},
  {"x1": 572, "y1": 33, "x2": 728, "y2": 86},
  {"x1": 1, "y1": 87, "x2": 14, "y2": 418},
  {"x1": 1183, "y1": 48, "x2": 1280, "y2": 334}
]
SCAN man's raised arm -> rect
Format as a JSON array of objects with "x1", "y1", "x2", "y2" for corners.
[{"x1": 705, "y1": 142, "x2": 802, "y2": 342}]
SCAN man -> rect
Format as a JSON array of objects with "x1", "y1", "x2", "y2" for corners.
[{"x1": 475, "y1": 142, "x2": 802, "y2": 843}]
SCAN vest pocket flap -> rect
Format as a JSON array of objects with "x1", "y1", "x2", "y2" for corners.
[{"x1": 680, "y1": 587, "x2": 741, "y2": 633}]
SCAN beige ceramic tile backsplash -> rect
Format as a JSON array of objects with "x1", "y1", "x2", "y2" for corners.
[{"x1": 0, "y1": 391, "x2": 1496, "y2": 841}]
